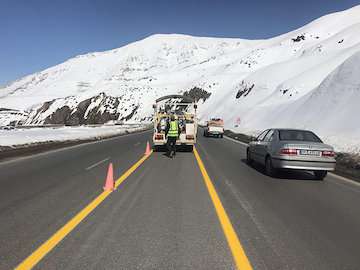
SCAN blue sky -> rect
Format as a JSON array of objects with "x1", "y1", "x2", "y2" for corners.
[{"x1": 0, "y1": 0, "x2": 359, "y2": 86}]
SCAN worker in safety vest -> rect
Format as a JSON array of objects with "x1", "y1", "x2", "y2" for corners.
[{"x1": 165, "y1": 114, "x2": 180, "y2": 158}]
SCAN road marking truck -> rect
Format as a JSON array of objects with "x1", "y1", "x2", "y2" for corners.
[{"x1": 152, "y1": 95, "x2": 197, "y2": 151}]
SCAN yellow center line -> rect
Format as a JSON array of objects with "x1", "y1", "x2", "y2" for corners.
[
  {"x1": 15, "y1": 151, "x2": 153, "y2": 270},
  {"x1": 193, "y1": 147, "x2": 253, "y2": 270}
]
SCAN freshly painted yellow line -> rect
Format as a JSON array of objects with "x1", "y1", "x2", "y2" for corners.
[
  {"x1": 115, "y1": 151, "x2": 152, "y2": 189},
  {"x1": 15, "y1": 151, "x2": 153, "y2": 270},
  {"x1": 193, "y1": 147, "x2": 253, "y2": 270}
]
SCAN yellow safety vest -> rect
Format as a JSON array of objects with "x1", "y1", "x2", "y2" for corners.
[{"x1": 167, "y1": 121, "x2": 179, "y2": 137}]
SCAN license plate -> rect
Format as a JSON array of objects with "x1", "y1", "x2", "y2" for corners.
[{"x1": 299, "y1": 149, "x2": 321, "y2": 156}]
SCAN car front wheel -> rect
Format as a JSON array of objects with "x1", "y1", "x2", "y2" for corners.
[
  {"x1": 246, "y1": 149, "x2": 253, "y2": 165},
  {"x1": 314, "y1": 170, "x2": 327, "y2": 180}
]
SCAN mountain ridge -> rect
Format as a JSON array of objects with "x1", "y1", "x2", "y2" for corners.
[{"x1": 1, "y1": 5, "x2": 360, "y2": 152}]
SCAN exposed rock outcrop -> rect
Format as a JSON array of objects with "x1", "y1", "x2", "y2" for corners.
[
  {"x1": 235, "y1": 81, "x2": 255, "y2": 99},
  {"x1": 27, "y1": 93, "x2": 140, "y2": 125},
  {"x1": 183, "y1": 87, "x2": 211, "y2": 103}
]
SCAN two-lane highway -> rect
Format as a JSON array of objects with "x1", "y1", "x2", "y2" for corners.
[{"x1": 1, "y1": 130, "x2": 359, "y2": 269}]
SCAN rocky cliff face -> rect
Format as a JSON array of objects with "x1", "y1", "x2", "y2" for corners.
[
  {"x1": 21, "y1": 87, "x2": 210, "y2": 125},
  {"x1": 25, "y1": 93, "x2": 141, "y2": 125}
]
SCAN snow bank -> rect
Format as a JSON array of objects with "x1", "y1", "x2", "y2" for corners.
[
  {"x1": 230, "y1": 51, "x2": 360, "y2": 153},
  {"x1": 0, "y1": 125, "x2": 147, "y2": 147}
]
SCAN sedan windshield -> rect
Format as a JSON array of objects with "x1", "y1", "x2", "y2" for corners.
[{"x1": 279, "y1": 130, "x2": 322, "y2": 142}]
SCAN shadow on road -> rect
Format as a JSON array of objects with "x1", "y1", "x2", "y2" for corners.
[
  {"x1": 202, "y1": 136, "x2": 224, "y2": 140},
  {"x1": 240, "y1": 159, "x2": 320, "y2": 181},
  {"x1": 153, "y1": 145, "x2": 194, "y2": 153}
]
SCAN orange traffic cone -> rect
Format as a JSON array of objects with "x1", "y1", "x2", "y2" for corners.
[
  {"x1": 103, "y1": 163, "x2": 115, "y2": 191},
  {"x1": 145, "y1": 141, "x2": 151, "y2": 155}
]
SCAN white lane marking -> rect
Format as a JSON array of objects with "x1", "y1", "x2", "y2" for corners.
[
  {"x1": 328, "y1": 173, "x2": 360, "y2": 188},
  {"x1": 224, "y1": 135, "x2": 249, "y2": 147},
  {"x1": 327, "y1": 177, "x2": 360, "y2": 194},
  {"x1": 85, "y1": 157, "x2": 110, "y2": 170},
  {"x1": 223, "y1": 135, "x2": 360, "y2": 189},
  {"x1": 134, "y1": 142, "x2": 141, "y2": 146}
]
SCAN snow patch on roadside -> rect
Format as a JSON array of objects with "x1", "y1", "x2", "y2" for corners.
[{"x1": 0, "y1": 125, "x2": 147, "y2": 147}]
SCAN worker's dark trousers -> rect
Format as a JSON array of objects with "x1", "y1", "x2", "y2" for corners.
[{"x1": 166, "y1": 136, "x2": 177, "y2": 156}]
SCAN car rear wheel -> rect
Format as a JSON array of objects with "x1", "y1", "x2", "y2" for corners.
[
  {"x1": 314, "y1": 170, "x2": 327, "y2": 180},
  {"x1": 265, "y1": 156, "x2": 276, "y2": 177}
]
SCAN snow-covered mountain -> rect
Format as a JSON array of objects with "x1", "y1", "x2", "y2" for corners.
[{"x1": 1, "y1": 5, "x2": 360, "y2": 152}]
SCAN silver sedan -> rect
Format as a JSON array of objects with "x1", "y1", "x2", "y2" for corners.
[{"x1": 246, "y1": 129, "x2": 336, "y2": 180}]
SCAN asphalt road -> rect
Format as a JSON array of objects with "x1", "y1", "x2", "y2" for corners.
[{"x1": 0, "y1": 129, "x2": 359, "y2": 269}]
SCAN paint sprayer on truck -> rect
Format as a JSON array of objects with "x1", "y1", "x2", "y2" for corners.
[{"x1": 152, "y1": 95, "x2": 197, "y2": 151}]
